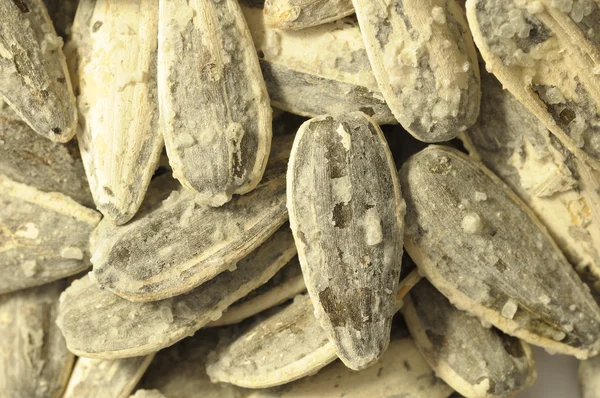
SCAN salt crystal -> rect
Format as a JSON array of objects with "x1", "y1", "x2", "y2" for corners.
[
  {"x1": 60, "y1": 247, "x2": 84, "y2": 260},
  {"x1": 501, "y1": 299, "x2": 518, "y2": 319},
  {"x1": 474, "y1": 191, "x2": 487, "y2": 202},
  {"x1": 462, "y1": 213, "x2": 483, "y2": 234}
]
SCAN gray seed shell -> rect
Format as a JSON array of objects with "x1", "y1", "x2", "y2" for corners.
[
  {"x1": 287, "y1": 112, "x2": 405, "y2": 370},
  {"x1": 403, "y1": 280, "x2": 536, "y2": 397},
  {"x1": 63, "y1": 355, "x2": 155, "y2": 398},
  {"x1": 158, "y1": 0, "x2": 272, "y2": 206},
  {"x1": 401, "y1": 145, "x2": 600, "y2": 359},
  {"x1": 56, "y1": 226, "x2": 297, "y2": 359},
  {"x1": 0, "y1": 0, "x2": 77, "y2": 142},
  {"x1": 352, "y1": 0, "x2": 481, "y2": 142},
  {"x1": 91, "y1": 135, "x2": 291, "y2": 302},
  {"x1": 263, "y1": 0, "x2": 354, "y2": 30},
  {"x1": 0, "y1": 280, "x2": 74, "y2": 398},
  {"x1": 579, "y1": 355, "x2": 600, "y2": 398}
]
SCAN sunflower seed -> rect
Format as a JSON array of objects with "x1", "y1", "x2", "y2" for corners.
[
  {"x1": 63, "y1": 355, "x2": 155, "y2": 398},
  {"x1": 70, "y1": 0, "x2": 163, "y2": 225},
  {"x1": 466, "y1": 0, "x2": 600, "y2": 170},
  {"x1": 129, "y1": 390, "x2": 165, "y2": 398},
  {"x1": 462, "y1": 67, "x2": 600, "y2": 293},
  {"x1": 401, "y1": 145, "x2": 600, "y2": 359},
  {"x1": 158, "y1": 0, "x2": 271, "y2": 206},
  {"x1": 579, "y1": 355, "x2": 600, "y2": 398},
  {"x1": 56, "y1": 225, "x2": 296, "y2": 359},
  {"x1": 90, "y1": 135, "x2": 291, "y2": 302},
  {"x1": 352, "y1": 0, "x2": 481, "y2": 142},
  {"x1": 0, "y1": 0, "x2": 77, "y2": 142},
  {"x1": 208, "y1": 256, "x2": 305, "y2": 327},
  {"x1": 0, "y1": 280, "x2": 74, "y2": 398},
  {"x1": 241, "y1": 4, "x2": 396, "y2": 125},
  {"x1": 403, "y1": 280, "x2": 536, "y2": 397},
  {"x1": 263, "y1": 0, "x2": 354, "y2": 30},
  {"x1": 287, "y1": 112, "x2": 405, "y2": 370}
]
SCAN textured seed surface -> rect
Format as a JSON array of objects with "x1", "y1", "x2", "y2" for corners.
[
  {"x1": 264, "y1": 0, "x2": 354, "y2": 30},
  {"x1": 579, "y1": 355, "x2": 600, "y2": 398},
  {"x1": 63, "y1": 355, "x2": 155, "y2": 398},
  {"x1": 467, "y1": 0, "x2": 600, "y2": 170},
  {"x1": 287, "y1": 112, "x2": 405, "y2": 370},
  {"x1": 463, "y1": 68, "x2": 600, "y2": 293},
  {"x1": 0, "y1": 0, "x2": 77, "y2": 142},
  {"x1": 403, "y1": 280, "x2": 536, "y2": 397},
  {"x1": 91, "y1": 135, "x2": 291, "y2": 301},
  {"x1": 352, "y1": 0, "x2": 481, "y2": 142},
  {"x1": 158, "y1": 0, "x2": 271, "y2": 206},
  {"x1": 56, "y1": 226, "x2": 296, "y2": 359},
  {"x1": 242, "y1": 4, "x2": 396, "y2": 125},
  {"x1": 401, "y1": 146, "x2": 600, "y2": 359},
  {"x1": 71, "y1": 0, "x2": 163, "y2": 225},
  {"x1": 0, "y1": 281, "x2": 74, "y2": 398}
]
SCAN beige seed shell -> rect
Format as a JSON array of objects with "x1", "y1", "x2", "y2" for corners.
[{"x1": 263, "y1": 0, "x2": 354, "y2": 30}]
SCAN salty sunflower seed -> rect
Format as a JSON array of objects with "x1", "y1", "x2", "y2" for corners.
[
  {"x1": 90, "y1": 135, "x2": 291, "y2": 302},
  {"x1": 241, "y1": 3, "x2": 396, "y2": 125},
  {"x1": 466, "y1": 0, "x2": 600, "y2": 170},
  {"x1": 263, "y1": 0, "x2": 354, "y2": 30},
  {"x1": 401, "y1": 145, "x2": 600, "y2": 359},
  {"x1": 0, "y1": 0, "x2": 77, "y2": 142},
  {"x1": 56, "y1": 225, "x2": 296, "y2": 359},
  {"x1": 579, "y1": 354, "x2": 600, "y2": 398},
  {"x1": 287, "y1": 112, "x2": 405, "y2": 370},
  {"x1": 403, "y1": 280, "x2": 536, "y2": 398},
  {"x1": 0, "y1": 280, "x2": 73, "y2": 398},
  {"x1": 461, "y1": 67, "x2": 600, "y2": 293},
  {"x1": 70, "y1": 0, "x2": 164, "y2": 225},
  {"x1": 158, "y1": 0, "x2": 272, "y2": 206},
  {"x1": 63, "y1": 355, "x2": 155, "y2": 398},
  {"x1": 352, "y1": 0, "x2": 481, "y2": 142}
]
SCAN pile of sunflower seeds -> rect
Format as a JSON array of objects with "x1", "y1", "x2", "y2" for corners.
[{"x1": 1, "y1": 0, "x2": 600, "y2": 397}]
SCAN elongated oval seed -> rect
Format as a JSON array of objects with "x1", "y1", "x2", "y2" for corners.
[
  {"x1": 401, "y1": 145, "x2": 600, "y2": 359},
  {"x1": 352, "y1": 0, "x2": 481, "y2": 142},
  {"x1": 403, "y1": 280, "x2": 536, "y2": 397},
  {"x1": 158, "y1": 0, "x2": 272, "y2": 206},
  {"x1": 56, "y1": 226, "x2": 296, "y2": 359},
  {"x1": 579, "y1": 355, "x2": 600, "y2": 398},
  {"x1": 287, "y1": 112, "x2": 405, "y2": 370},
  {"x1": 91, "y1": 135, "x2": 291, "y2": 302},
  {"x1": 71, "y1": 0, "x2": 164, "y2": 225},
  {"x1": 264, "y1": 0, "x2": 354, "y2": 30},
  {"x1": 0, "y1": 281, "x2": 74, "y2": 398},
  {"x1": 0, "y1": 0, "x2": 77, "y2": 142}
]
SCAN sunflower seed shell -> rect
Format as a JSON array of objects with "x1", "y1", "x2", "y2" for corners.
[{"x1": 263, "y1": 0, "x2": 354, "y2": 30}]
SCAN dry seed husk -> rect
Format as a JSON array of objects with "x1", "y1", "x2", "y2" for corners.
[
  {"x1": 400, "y1": 145, "x2": 600, "y2": 359},
  {"x1": 0, "y1": 280, "x2": 74, "y2": 398},
  {"x1": 70, "y1": 0, "x2": 163, "y2": 225},
  {"x1": 241, "y1": 3, "x2": 396, "y2": 125},
  {"x1": 351, "y1": 0, "x2": 481, "y2": 143},
  {"x1": 158, "y1": 0, "x2": 272, "y2": 206},
  {"x1": 263, "y1": 0, "x2": 354, "y2": 30},
  {"x1": 403, "y1": 280, "x2": 536, "y2": 397},
  {"x1": 0, "y1": 0, "x2": 77, "y2": 142},
  {"x1": 90, "y1": 135, "x2": 291, "y2": 302},
  {"x1": 63, "y1": 355, "x2": 155, "y2": 398},
  {"x1": 208, "y1": 256, "x2": 305, "y2": 327},
  {"x1": 579, "y1": 355, "x2": 600, "y2": 398},
  {"x1": 287, "y1": 112, "x2": 405, "y2": 370},
  {"x1": 462, "y1": 68, "x2": 600, "y2": 293},
  {"x1": 0, "y1": 175, "x2": 101, "y2": 294},
  {"x1": 56, "y1": 225, "x2": 296, "y2": 359},
  {"x1": 466, "y1": 0, "x2": 600, "y2": 170}
]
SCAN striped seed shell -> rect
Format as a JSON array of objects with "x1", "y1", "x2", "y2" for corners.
[
  {"x1": 403, "y1": 280, "x2": 536, "y2": 397},
  {"x1": 0, "y1": 280, "x2": 74, "y2": 398},
  {"x1": 287, "y1": 112, "x2": 405, "y2": 370},
  {"x1": 579, "y1": 355, "x2": 600, "y2": 398},
  {"x1": 466, "y1": 0, "x2": 600, "y2": 170},
  {"x1": 263, "y1": 0, "x2": 354, "y2": 30},
  {"x1": 56, "y1": 226, "x2": 296, "y2": 359},
  {"x1": 401, "y1": 145, "x2": 600, "y2": 359},
  {"x1": 158, "y1": 0, "x2": 272, "y2": 206},
  {"x1": 90, "y1": 135, "x2": 291, "y2": 302},
  {"x1": 63, "y1": 355, "x2": 155, "y2": 398},
  {"x1": 241, "y1": 3, "x2": 396, "y2": 125},
  {"x1": 352, "y1": 0, "x2": 481, "y2": 142},
  {"x1": 71, "y1": 0, "x2": 163, "y2": 225},
  {"x1": 0, "y1": 0, "x2": 77, "y2": 142}
]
